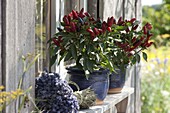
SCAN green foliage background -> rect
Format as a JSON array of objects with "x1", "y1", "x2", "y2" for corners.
[
  {"x1": 141, "y1": 0, "x2": 170, "y2": 112},
  {"x1": 142, "y1": 0, "x2": 170, "y2": 47}
]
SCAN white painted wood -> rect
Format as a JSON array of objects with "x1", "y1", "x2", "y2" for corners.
[
  {"x1": 124, "y1": 0, "x2": 142, "y2": 113},
  {"x1": 100, "y1": 0, "x2": 124, "y2": 21},
  {"x1": 2, "y1": 0, "x2": 35, "y2": 112},
  {"x1": 124, "y1": 0, "x2": 136, "y2": 19},
  {"x1": 78, "y1": 87, "x2": 134, "y2": 113},
  {"x1": 87, "y1": 0, "x2": 98, "y2": 18}
]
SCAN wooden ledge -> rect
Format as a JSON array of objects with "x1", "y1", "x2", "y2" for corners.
[{"x1": 78, "y1": 86, "x2": 134, "y2": 113}]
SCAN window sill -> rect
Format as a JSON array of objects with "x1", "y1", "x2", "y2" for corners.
[{"x1": 78, "y1": 86, "x2": 134, "y2": 113}]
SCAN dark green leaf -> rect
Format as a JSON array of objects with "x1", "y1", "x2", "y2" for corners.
[
  {"x1": 132, "y1": 56, "x2": 136, "y2": 64},
  {"x1": 86, "y1": 59, "x2": 93, "y2": 72},
  {"x1": 142, "y1": 52, "x2": 148, "y2": 62},
  {"x1": 50, "y1": 55, "x2": 57, "y2": 67},
  {"x1": 71, "y1": 44, "x2": 77, "y2": 60},
  {"x1": 76, "y1": 55, "x2": 83, "y2": 69},
  {"x1": 47, "y1": 38, "x2": 53, "y2": 43},
  {"x1": 64, "y1": 51, "x2": 72, "y2": 62},
  {"x1": 58, "y1": 53, "x2": 66, "y2": 65},
  {"x1": 87, "y1": 44, "x2": 94, "y2": 54},
  {"x1": 136, "y1": 54, "x2": 141, "y2": 63},
  {"x1": 116, "y1": 26, "x2": 126, "y2": 30}
]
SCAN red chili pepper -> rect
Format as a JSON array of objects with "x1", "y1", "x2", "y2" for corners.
[
  {"x1": 72, "y1": 10, "x2": 78, "y2": 19},
  {"x1": 146, "y1": 42, "x2": 153, "y2": 47},
  {"x1": 117, "y1": 21, "x2": 124, "y2": 25},
  {"x1": 68, "y1": 15, "x2": 72, "y2": 22},
  {"x1": 64, "y1": 26, "x2": 71, "y2": 32},
  {"x1": 143, "y1": 26, "x2": 147, "y2": 34},
  {"x1": 63, "y1": 15, "x2": 70, "y2": 25},
  {"x1": 107, "y1": 17, "x2": 110, "y2": 26},
  {"x1": 113, "y1": 18, "x2": 116, "y2": 24},
  {"x1": 130, "y1": 18, "x2": 136, "y2": 23},
  {"x1": 79, "y1": 8, "x2": 85, "y2": 18},
  {"x1": 98, "y1": 29, "x2": 103, "y2": 34},
  {"x1": 68, "y1": 12, "x2": 73, "y2": 17},
  {"x1": 128, "y1": 47, "x2": 135, "y2": 52},
  {"x1": 132, "y1": 25, "x2": 139, "y2": 30},
  {"x1": 145, "y1": 22, "x2": 152, "y2": 30},
  {"x1": 125, "y1": 27, "x2": 130, "y2": 33},
  {"x1": 86, "y1": 28, "x2": 94, "y2": 34},
  {"x1": 87, "y1": 28, "x2": 96, "y2": 39},
  {"x1": 133, "y1": 40, "x2": 142, "y2": 48},
  {"x1": 118, "y1": 17, "x2": 122, "y2": 24},
  {"x1": 89, "y1": 17, "x2": 95, "y2": 21},
  {"x1": 90, "y1": 32, "x2": 96, "y2": 40},
  {"x1": 118, "y1": 43, "x2": 129, "y2": 50},
  {"x1": 140, "y1": 36, "x2": 144, "y2": 41},
  {"x1": 121, "y1": 43, "x2": 128, "y2": 47},
  {"x1": 58, "y1": 36, "x2": 63, "y2": 42},
  {"x1": 107, "y1": 26, "x2": 110, "y2": 32},
  {"x1": 131, "y1": 37, "x2": 136, "y2": 43},
  {"x1": 84, "y1": 12, "x2": 90, "y2": 17},
  {"x1": 52, "y1": 38, "x2": 60, "y2": 47},
  {"x1": 145, "y1": 34, "x2": 153, "y2": 43},
  {"x1": 147, "y1": 33, "x2": 153, "y2": 37},
  {"x1": 70, "y1": 22, "x2": 76, "y2": 32},
  {"x1": 102, "y1": 21, "x2": 107, "y2": 32},
  {"x1": 107, "y1": 16, "x2": 114, "y2": 27},
  {"x1": 93, "y1": 27, "x2": 100, "y2": 36}
]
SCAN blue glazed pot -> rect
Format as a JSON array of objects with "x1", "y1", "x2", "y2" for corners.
[
  {"x1": 108, "y1": 68, "x2": 126, "y2": 93},
  {"x1": 67, "y1": 67, "x2": 109, "y2": 104}
]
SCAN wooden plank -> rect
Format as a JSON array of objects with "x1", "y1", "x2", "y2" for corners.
[
  {"x1": 124, "y1": 0, "x2": 136, "y2": 19},
  {"x1": 65, "y1": 0, "x2": 80, "y2": 15},
  {"x1": 116, "y1": 97, "x2": 128, "y2": 113},
  {"x1": 88, "y1": 0, "x2": 98, "y2": 18},
  {"x1": 2, "y1": 0, "x2": 35, "y2": 112},
  {"x1": 99, "y1": 0, "x2": 124, "y2": 21}
]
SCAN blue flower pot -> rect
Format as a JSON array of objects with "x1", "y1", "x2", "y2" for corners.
[
  {"x1": 108, "y1": 68, "x2": 126, "y2": 94},
  {"x1": 67, "y1": 67, "x2": 109, "y2": 104}
]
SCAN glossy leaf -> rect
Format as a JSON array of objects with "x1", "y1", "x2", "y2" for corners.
[
  {"x1": 136, "y1": 54, "x2": 141, "y2": 63},
  {"x1": 71, "y1": 44, "x2": 77, "y2": 60},
  {"x1": 142, "y1": 52, "x2": 148, "y2": 62},
  {"x1": 50, "y1": 55, "x2": 57, "y2": 66}
]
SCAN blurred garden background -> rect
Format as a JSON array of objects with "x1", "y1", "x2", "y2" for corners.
[{"x1": 141, "y1": 0, "x2": 170, "y2": 112}]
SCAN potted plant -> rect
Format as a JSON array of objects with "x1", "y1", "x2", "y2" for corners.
[
  {"x1": 104, "y1": 16, "x2": 153, "y2": 93},
  {"x1": 49, "y1": 8, "x2": 116, "y2": 104}
]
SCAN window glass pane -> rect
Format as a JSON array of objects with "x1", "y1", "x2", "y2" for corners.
[
  {"x1": 35, "y1": 0, "x2": 48, "y2": 74},
  {"x1": 55, "y1": 0, "x2": 67, "y2": 79}
]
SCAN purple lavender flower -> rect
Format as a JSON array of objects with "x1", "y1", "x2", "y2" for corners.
[
  {"x1": 164, "y1": 58, "x2": 168, "y2": 65},
  {"x1": 35, "y1": 71, "x2": 79, "y2": 113},
  {"x1": 155, "y1": 58, "x2": 161, "y2": 64}
]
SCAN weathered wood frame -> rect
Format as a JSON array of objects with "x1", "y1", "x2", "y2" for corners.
[{"x1": 1, "y1": 0, "x2": 36, "y2": 112}]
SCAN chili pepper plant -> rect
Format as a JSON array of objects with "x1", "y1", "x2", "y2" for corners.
[
  {"x1": 106, "y1": 17, "x2": 153, "y2": 69},
  {"x1": 49, "y1": 8, "x2": 116, "y2": 74}
]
